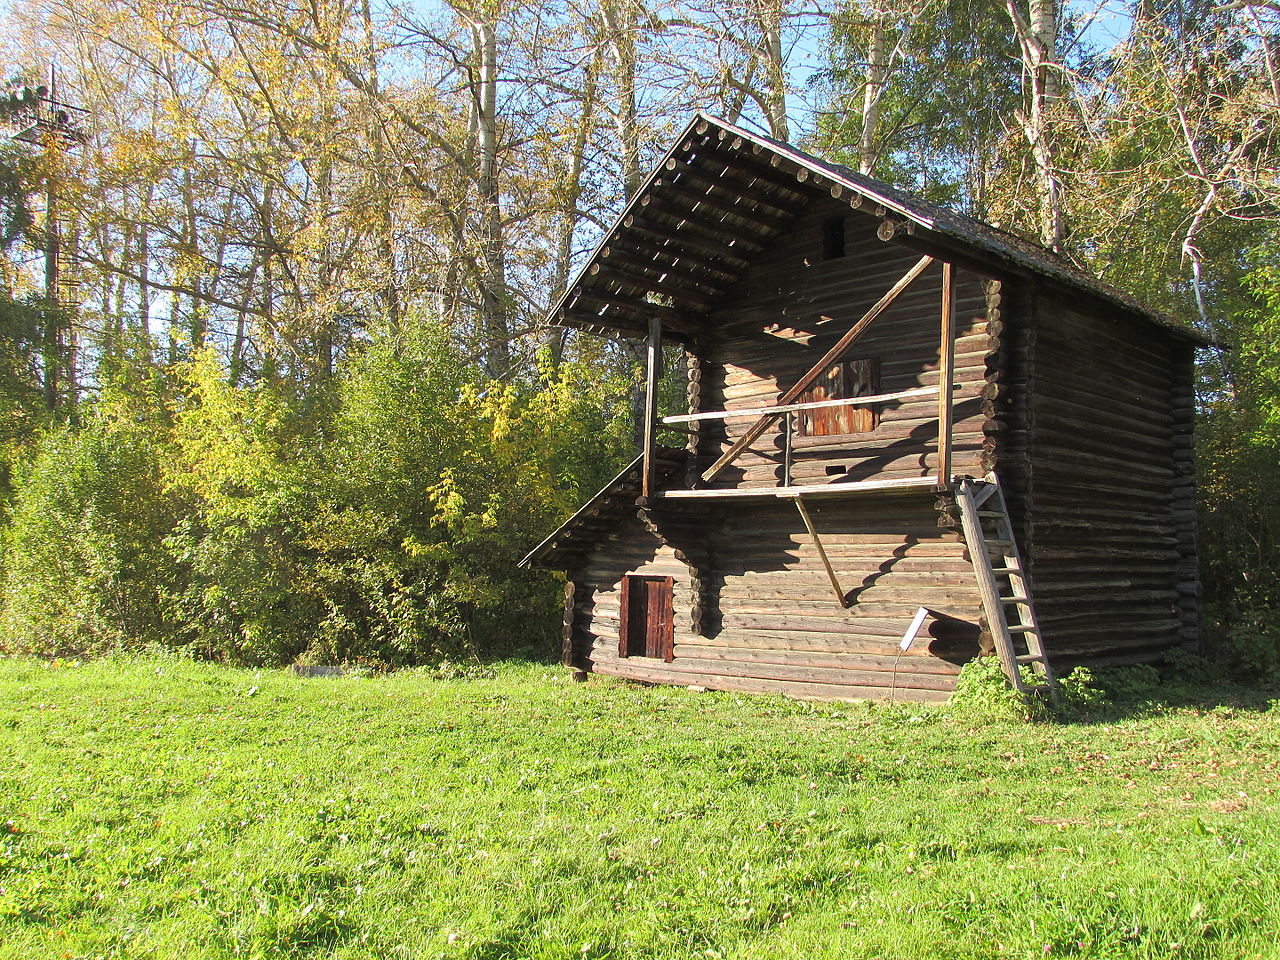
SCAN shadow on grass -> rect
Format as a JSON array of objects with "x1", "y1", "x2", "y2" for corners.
[{"x1": 1056, "y1": 678, "x2": 1279, "y2": 726}]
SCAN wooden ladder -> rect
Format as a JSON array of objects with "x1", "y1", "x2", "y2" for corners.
[{"x1": 956, "y1": 474, "x2": 1058, "y2": 701}]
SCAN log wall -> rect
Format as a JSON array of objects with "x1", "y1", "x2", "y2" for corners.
[
  {"x1": 558, "y1": 206, "x2": 1200, "y2": 700},
  {"x1": 1025, "y1": 292, "x2": 1191, "y2": 666},
  {"x1": 1170, "y1": 344, "x2": 1200, "y2": 651},
  {"x1": 695, "y1": 200, "x2": 993, "y2": 489},
  {"x1": 570, "y1": 497, "x2": 984, "y2": 702}
]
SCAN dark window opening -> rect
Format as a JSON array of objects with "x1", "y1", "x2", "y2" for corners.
[
  {"x1": 796, "y1": 357, "x2": 880, "y2": 437},
  {"x1": 618, "y1": 574, "x2": 675, "y2": 661},
  {"x1": 822, "y1": 216, "x2": 846, "y2": 260}
]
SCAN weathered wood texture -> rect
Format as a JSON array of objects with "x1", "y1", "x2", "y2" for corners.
[
  {"x1": 981, "y1": 278, "x2": 1033, "y2": 577},
  {"x1": 1023, "y1": 293, "x2": 1192, "y2": 666},
  {"x1": 692, "y1": 200, "x2": 990, "y2": 491},
  {"x1": 548, "y1": 196, "x2": 1198, "y2": 700},
  {"x1": 1170, "y1": 344, "x2": 1199, "y2": 650},
  {"x1": 568, "y1": 497, "x2": 983, "y2": 701}
]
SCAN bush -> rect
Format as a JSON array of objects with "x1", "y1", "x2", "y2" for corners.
[
  {"x1": 296, "y1": 328, "x2": 634, "y2": 665},
  {"x1": 0, "y1": 323, "x2": 636, "y2": 667},
  {"x1": 1162, "y1": 647, "x2": 1219, "y2": 685},
  {"x1": 1056, "y1": 666, "x2": 1111, "y2": 717},
  {"x1": 0, "y1": 392, "x2": 182, "y2": 655},
  {"x1": 1215, "y1": 620, "x2": 1280, "y2": 684},
  {"x1": 950, "y1": 656, "x2": 1116, "y2": 722},
  {"x1": 1091, "y1": 664, "x2": 1162, "y2": 702}
]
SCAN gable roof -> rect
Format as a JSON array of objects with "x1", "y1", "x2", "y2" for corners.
[{"x1": 549, "y1": 113, "x2": 1207, "y2": 346}]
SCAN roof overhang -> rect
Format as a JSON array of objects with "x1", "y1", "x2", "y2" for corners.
[{"x1": 547, "y1": 113, "x2": 1208, "y2": 347}]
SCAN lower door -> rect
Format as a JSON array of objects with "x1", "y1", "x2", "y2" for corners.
[{"x1": 619, "y1": 574, "x2": 674, "y2": 662}]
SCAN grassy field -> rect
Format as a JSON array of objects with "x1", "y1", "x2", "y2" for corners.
[{"x1": 1, "y1": 658, "x2": 1277, "y2": 960}]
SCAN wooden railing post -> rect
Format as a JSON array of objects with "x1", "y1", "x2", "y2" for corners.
[
  {"x1": 783, "y1": 410, "x2": 794, "y2": 488},
  {"x1": 642, "y1": 315, "x2": 662, "y2": 499},
  {"x1": 937, "y1": 262, "x2": 956, "y2": 490}
]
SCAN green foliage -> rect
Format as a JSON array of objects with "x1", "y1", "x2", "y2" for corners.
[
  {"x1": 0, "y1": 390, "x2": 181, "y2": 655},
  {"x1": 1163, "y1": 647, "x2": 1218, "y2": 685},
  {"x1": 949, "y1": 657, "x2": 1116, "y2": 722},
  {"x1": 0, "y1": 296, "x2": 52, "y2": 486},
  {"x1": 813, "y1": 0, "x2": 1021, "y2": 211},
  {"x1": 1196, "y1": 244, "x2": 1280, "y2": 676},
  {"x1": 296, "y1": 326, "x2": 633, "y2": 665},
  {"x1": 0, "y1": 143, "x2": 34, "y2": 251},
  {"x1": 3, "y1": 658, "x2": 1278, "y2": 959},
  {"x1": 1090, "y1": 664, "x2": 1162, "y2": 703},
  {"x1": 0, "y1": 145, "x2": 53, "y2": 495},
  {"x1": 0, "y1": 324, "x2": 635, "y2": 666},
  {"x1": 947, "y1": 655, "x2": 1046, "y2": 722},
  {"x1": 162, "y1": 349, "x2": 325, "y2": 663},
  {"x1": 1213, "y1": 621, "x2": 1280, "y2": 685},
  {"x1": 1055, "y1": 666, "x2": 1112, "y2": 717}
]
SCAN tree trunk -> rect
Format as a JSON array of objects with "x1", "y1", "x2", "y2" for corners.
[
  {"x1": 602, "y1": 0, "x2": 642, "y2": 197},
  {"x1": 758, "y1": 0, "x2": 789, "y2": 140},
  {"x1": 859, "y1": 16, "x2": 890, "y2": 174},
  {"x1": 474, "y1": 12, "x2": 509, "y2": 375},
  {"x1": 1006, "y1": 0, "x2": 1064, "y2": 251}
]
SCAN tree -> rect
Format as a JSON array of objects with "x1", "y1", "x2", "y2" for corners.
[{"x1": 813, "y1": 0, "x2": 1021, "y2": 212}]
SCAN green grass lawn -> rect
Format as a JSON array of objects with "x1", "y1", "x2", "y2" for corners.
[{"x1": 1, "y1": 658, "x2": 1277, "y2": 960}]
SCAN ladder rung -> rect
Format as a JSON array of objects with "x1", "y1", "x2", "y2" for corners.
[
  {"x1": 1016, "y1": 654, "x2": 1046, "y2": 664},
  {"x1": 1008, "y1": 625, "x2": 1038, "y2": 635},
  {"x1": 1001, "y1": 595, "x2": 1031, "y2": 603}
]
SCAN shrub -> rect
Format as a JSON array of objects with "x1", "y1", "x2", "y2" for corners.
[
  {"x1": 950, "y1": 657, "x2": 1115, "y2": 722},
  {"x1": 1056, "y1": 666, "x2": 1111, "y2": 717},
  {"x1": 1216, "y1": 620, "x2": 1280, "y2": 684},
  {"x1": 1090, "y1": 663, "x2": 1162, "y2": 701},
  {"x1": 0, "y1": 392, "x2": 182, "y2": 655},
  {"x1": 161, "y1": 350, "x2": 325, "y2": 664},
  {"x1": 1162, "y1": 647, "x2": 1219, "y2": 685},
  {"x1": 0, "y1": 325, "x2": 637, "y2": 667}
]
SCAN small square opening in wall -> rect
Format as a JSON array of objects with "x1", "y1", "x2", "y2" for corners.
[{"x1": 822, "y1": 216, "x2": 846, "y2": 260}]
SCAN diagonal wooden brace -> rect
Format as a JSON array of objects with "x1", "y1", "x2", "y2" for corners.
[
  {"x1": 792, "y1": 495, "x2": 848, "y2": 608},
  {"x1": 700, "y1": 254, "x2": 936, "y2": 485}
]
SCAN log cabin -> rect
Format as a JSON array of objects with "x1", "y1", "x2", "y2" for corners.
[{"x1": 521, "y1": 113, "x2": 1206, "y2": 703}]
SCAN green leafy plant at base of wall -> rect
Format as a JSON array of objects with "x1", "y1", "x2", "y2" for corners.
[{"x1": 949, "y1": 655, "x2": 1113, "y2": 723}]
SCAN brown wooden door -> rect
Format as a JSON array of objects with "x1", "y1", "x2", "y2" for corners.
[{"x1": 618, "y1": 575, "x2": 674, "y2": 662}]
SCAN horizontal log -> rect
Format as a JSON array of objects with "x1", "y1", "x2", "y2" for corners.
[
  {"x1": 587, "y1": 648, "x2": 957, "y2": 692},
  {"x1": 587, "y1": 658, "x2": 952, "y2": 702},
  {"x1": 676, "y1": 646, "x2": 962, "y2": 676}
]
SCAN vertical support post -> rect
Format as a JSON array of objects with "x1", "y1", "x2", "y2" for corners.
[
  {"x1": 937, "y1": 261, "x2": 956, "y2": 490},
  {"x1": 642, "y1": 315, "x2": 662, "y2": 499},
  {"x1": 783, "y1": 410, "x2": 793, "y2": 488}
]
